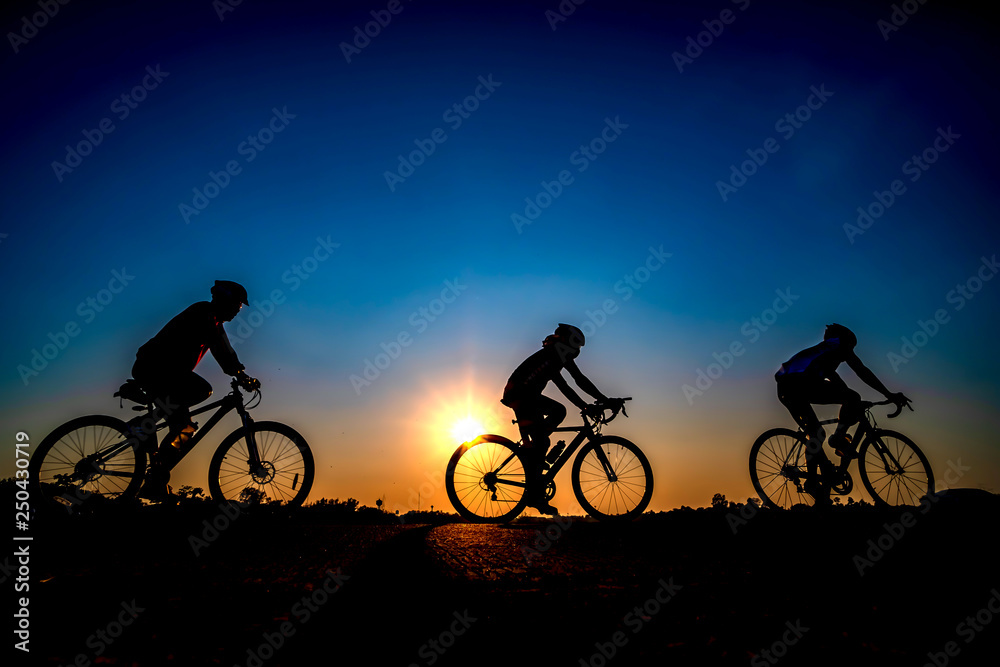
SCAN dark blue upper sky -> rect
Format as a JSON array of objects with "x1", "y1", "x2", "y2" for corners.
[{"x1": 2, "y1": 0, "x2": 998, "y2": 507}]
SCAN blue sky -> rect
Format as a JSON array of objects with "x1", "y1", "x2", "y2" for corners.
[{"x1": 2, "y1": 0, "x2": 998, "y2": 510}]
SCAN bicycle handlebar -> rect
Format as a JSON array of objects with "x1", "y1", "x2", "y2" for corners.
[
  {"x1": 861, "y1": 398, "x2": 912, "y2": 419},
  {"x1": 586, "y1": 397, "x2": 632, "y2": 425}
]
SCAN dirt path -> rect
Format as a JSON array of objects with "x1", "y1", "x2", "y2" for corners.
[{"x1": 21, "y1": 498, "x2": 1000, "y2": 666}]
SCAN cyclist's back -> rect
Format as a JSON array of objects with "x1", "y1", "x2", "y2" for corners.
[
  {"x1": 135, "y1": 301, "x2": 243, "y2": 377},
  {"x1": 775, "y1": 337, "x2": 851, "y2": 381},
  {"x1": 504, "y1": 344, "x2": 574, "y2": 400}
]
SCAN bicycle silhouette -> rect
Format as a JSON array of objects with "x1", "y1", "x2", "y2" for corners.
[
  {"x1": 29, "y1": 377, "x2": 314, "y2": 511},
  {"x1": 445, "y1": 398, "x2": 653, "y2": 522},
  {"x1": 749, "y1": 399, "x2": 934, "y2": 509}
]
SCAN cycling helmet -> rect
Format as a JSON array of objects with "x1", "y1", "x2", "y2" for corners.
[
  {"x1": 211, "y1": 280, "x2": 249, "y2": 305},
  {"x1": 825, "y1": 323, "x2": 857, "y2": 348},
  {"x1": 554, "y1": 323, "x2": 585, "y2": 349}
]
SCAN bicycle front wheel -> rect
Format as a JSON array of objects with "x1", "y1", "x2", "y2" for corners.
[
  {"x1": 859, "y1": 429, "x2": 934, "y2": 506},
  {"x1": 571, "y1": 436, "x2": 653, "y2": 521},
  {"x1": 208, "y1": 421, "x2": 314, "y2": 508},
  {"x1": 446, "y1": 437, "x2": 528, "y2": 523},
  {"x1": 29, "y1": 415, "x2": 145, "y2": 512},
  {"x1": 749, "y1": 428, "x2": 814, "y2": 510}
]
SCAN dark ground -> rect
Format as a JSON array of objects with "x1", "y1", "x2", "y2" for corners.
[{"x1": 12, "y1": 492, "x2": 1000, "y2": 667}]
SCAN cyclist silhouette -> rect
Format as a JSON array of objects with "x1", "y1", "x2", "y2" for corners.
[
  {"x1": 775, "y1": 323, "x2": 910, "y2": 505},
  {"x1": 501, "y1": 323, "x2": 609, "y2": 515},
  {"x1": 131, "y1": 280, "x2": 259, "y2": 499}
]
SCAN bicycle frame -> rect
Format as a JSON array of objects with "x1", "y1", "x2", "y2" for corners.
[
  {"x1": 790, "y1": 404, "x2": 906, "y2": 477},
  {"x1": 484, "y1": 416, "x2": 615, "y2": 494},
  {"x1": 92, "y1": 385, "x2": 259, "y2": 475}
]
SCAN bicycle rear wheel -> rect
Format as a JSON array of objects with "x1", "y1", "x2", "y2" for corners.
[
  {"x1": 29, "y1": 415, "x2": 145, "y2": 512},
  {"x1": 749, "y1": 428, "x2": 815, "y2": 510},
  {"x1": 571, "y1": 436, "x2": 653, "y2": 521},
  {"x1": 208, "y1": 421, "x2": 314, "y2": 508},
  {"x1": 446, "y1": 437, "x2": 528, "y2": 523},
  {"x1": 859, "y1": 429, "x2": 934, "y2": 506}
]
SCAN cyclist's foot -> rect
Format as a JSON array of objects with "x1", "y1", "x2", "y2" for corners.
[
  {"x1": 803, "y1": 479, "x2": 831, "y2": 507},
  {"x1": 528, "y1": 499, "x2": 560, "y2": 515},
  {"x1": 139, "y1": 466, "x2": 172, "y2": 501},
  {"x1": 830, "y1": 432, "x2": 856, "y2": 459},
  {"x1": 138, "y1": 479, "x2": 172, "y2": 501}
]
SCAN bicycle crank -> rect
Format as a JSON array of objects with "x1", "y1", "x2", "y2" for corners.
[{"x1": 830, "y1": 470, "x2": 853, "y2": 495}]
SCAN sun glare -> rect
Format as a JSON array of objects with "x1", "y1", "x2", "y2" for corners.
[{"x1": 450, "y1": 417, "x2": 486, "y2": 444}]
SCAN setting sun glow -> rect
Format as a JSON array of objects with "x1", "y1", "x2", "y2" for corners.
[{"x1": 450, "y1": 417, "x2": 486, "y2": 444}]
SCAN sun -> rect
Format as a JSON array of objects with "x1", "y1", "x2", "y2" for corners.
[{"x1": 450, "y1": 416, "x2": 486, "y2": 444}]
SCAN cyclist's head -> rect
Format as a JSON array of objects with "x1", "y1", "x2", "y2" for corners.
[
  {"x1": 545, "y1": 323, "x2": 585, "y2": 360},
  {"x1": 211, "y1": 280, "x2": 248, "y2": 321},
  {"x1": 824, "y1": 323, "x2": 857, "y2": 348}
]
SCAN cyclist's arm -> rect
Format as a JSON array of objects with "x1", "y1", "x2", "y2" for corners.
[
  {"x1": 845, "y1": 351, "x2": 895, "y2": 398},
  {"x1": 211, "y1": 321, "x2": 245, "y2": 376},
  {"x1": 551, "y1": 372, "x2": 589, "y2": 411},
  {"x1": 564, "y1": 360, "x2": 609, "y2": 403}
]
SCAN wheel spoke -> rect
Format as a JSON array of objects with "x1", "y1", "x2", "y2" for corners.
[
  {"x1": 446, "y1": 441, "x2": 527, "y2": 522},
  {"x1": 573, "y1": 439, "x2": 652, "y2": 520}
]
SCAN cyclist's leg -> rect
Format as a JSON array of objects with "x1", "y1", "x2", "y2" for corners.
[
  {"x1": 534, "y1": 395, "x2": 566, "y2": 450},
  {"x1": 133, "y1": 365, "x2": 211, "y2": 496},
  {"x1": 807, "y1": 374, "x2": 861, "y2": 457},
  {"x1": 504, "y1": 395, "x2": 562, "y2": 512},
  {"x1": 134, "y1": 363, "x2": 211, "y2": 446},
  {"x1": 777, "y1": 376, "x2": 829, "y2": 469}
]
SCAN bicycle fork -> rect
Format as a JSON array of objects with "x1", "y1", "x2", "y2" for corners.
[
  {"x1": 591, "y1": 445, "x2": 619, "y2": 482},
  {"x1": 239, "y1": 412, "x2": 300, "y2": 492}
]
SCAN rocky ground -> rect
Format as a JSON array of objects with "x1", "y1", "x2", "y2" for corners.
[{"x1": 17, "y1": 492, "x2": 1000, "y2": 666}]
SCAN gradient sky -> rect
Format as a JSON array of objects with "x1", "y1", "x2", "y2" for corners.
[{"x1": 2, "y1": 0, "x2": 998, "y2": 513}]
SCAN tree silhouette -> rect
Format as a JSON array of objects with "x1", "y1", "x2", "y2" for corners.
[
  {"x1": 238, "y1": 487, "x2": 268, "y2": 506},
  {"x1": 711, "y1": 493, "x2": 727, "y2": 509}
]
